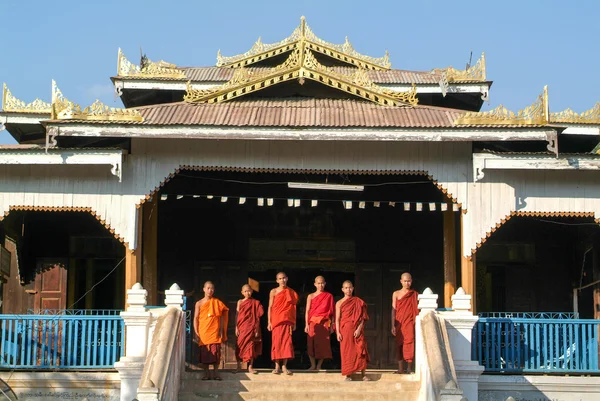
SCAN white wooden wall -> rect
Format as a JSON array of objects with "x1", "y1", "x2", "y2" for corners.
[
  {"x1": 464, "y1": 169, "x2": 600, "y2": 257},
  {"x1": 2, "y1": 138, "x2": 599, "y2": 256},
  {"x1": 0, "y1": 139, "x2": 471, "y2": 249}
]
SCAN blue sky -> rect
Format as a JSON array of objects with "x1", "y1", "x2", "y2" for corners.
[{"x1": 1, "y1": 0, "x2": 599, "y2": 144}]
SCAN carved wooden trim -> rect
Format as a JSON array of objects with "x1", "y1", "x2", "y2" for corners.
[{"x1": 0, "y1": 206, "x2": 125, "y2": 244}]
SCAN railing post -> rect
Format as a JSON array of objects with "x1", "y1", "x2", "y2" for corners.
[
  {"x1": 439, "y1": 287, "x2": 484, "y2": 401},
  {"x1": 115, "y1": 283, "x2": 152, "y2": 401},
  {"x1": 164, "y1": 283, "x2": 184, "y2": 310},
  {"x1": 416, "y1": 288, "x2": 438, "y2": 394}
]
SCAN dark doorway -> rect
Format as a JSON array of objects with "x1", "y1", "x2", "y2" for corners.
[{"x1": 158, "y1": 170, "x2": 448, "y2": 369}]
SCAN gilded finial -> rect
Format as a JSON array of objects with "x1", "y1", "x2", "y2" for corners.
[
  {"x1": 455, "y1": 86, "x2": 548, "y2": 126},
  {"x1": 2, "y1": 82, "x2": 51, "y2": 113}
]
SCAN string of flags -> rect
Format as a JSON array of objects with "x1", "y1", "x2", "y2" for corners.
[{"x1": 160, "y1": 194, "x2": 460, "y2": 211}]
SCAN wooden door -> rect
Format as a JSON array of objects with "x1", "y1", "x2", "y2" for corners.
[
  {"x1": 33, "y1": 259, "x2": 68, "y2": 312},
  {"x1": 355, "y1": 263, "x2": 383, "y2": 368}
]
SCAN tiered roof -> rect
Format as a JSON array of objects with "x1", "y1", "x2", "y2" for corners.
[{"x1": 0, "y1": 17, "x2": 599, "y2": 153}]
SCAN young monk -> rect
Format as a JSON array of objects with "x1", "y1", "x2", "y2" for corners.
[
  {"x1": 391, "y1": 272, "x2": 419, "y2": 374},
  {"x1": 194, "y1": 281, "x2": 229, "y2": 380},
  {"x1": 305, "y1": 275, "x2": 335, "y2": 371},
  {"x1": 267, "y1": 272, "x2": 298, "y2": 375},
  {"x1": 235, "y1": 284, "x2": 264, "y2": 374},
  {"x1": 336, "y1": 280, "x2": 370, "y2": 381}
]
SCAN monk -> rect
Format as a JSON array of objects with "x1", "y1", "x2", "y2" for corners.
[
  {"x1": 235, "y1": 284, "x2": 264, "y2": 374},
  {"x1": 391, "y1": 272, "x2": 419, "y2": 374},
  {"x1": 194, "y1": 281, "x2": 229, "y2": 380},
  {"x1": 267, "y1": 272, "x2": 298, "y2": 375},
  {"x1": 336, "y1": 280, "x2": 370, "y2": 381},
  {"x1": 305, "y1": 275, "x2": 335, "y2": 370}
]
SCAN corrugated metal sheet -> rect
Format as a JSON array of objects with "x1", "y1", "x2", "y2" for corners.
[
  {"x1": 183, "y1": 66, "x2": 444, "y2": 84},
  {"x1": 132, "y1": 99, "x2": 464, "y2": 128},
  {"x1": 115, "y1": 67, "x2": 447, "y2": 84}
]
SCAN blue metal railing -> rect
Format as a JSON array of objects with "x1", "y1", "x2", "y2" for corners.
[
  {"x1": 0, "y1": 314, "x2": 124, "y2": 369},
  {"x1": 473, "y1": 317, "x2": 600, "y2": 373},
  {"x1": 478, "y1": 312, "x2": 579, "y2": 319},
  {"x1": 26, "y1": 309, "x2": 122, "y2": 316}
]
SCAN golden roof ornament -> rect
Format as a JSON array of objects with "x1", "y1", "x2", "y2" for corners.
[
  {"x1": 2, "y1": 83, "x2": 51, "y2": 113},
  {"x1": 51, "y1": 80, "x2": 143, "y2": 122},
  {"x1": 117, "y1": 48, "x2": 186, "y2": 79},
  {"x1": 454, "y1": 86, "x2": 549, "y2": 126},
  {"x1": 216, "y1": 16, "x2": 391, "y2": 70},
  {"x1": 551, "y1": 103, "x2": 600, "y2": 125},
  {"x1": 432, "y1": 53, "x2": 486, "y2": 82},
  {"x1": 187, "y1": 48, "x2": 417, "y2": 107}
]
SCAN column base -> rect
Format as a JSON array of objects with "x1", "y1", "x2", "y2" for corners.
[
  {"x1": 115, "y1": 356, "x2": 145, "y2": 401},
  {"x1": 454, "y1": 360, "x2": 484, "y2": 401}
]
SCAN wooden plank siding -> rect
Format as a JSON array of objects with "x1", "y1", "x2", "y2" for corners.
[
  {"x1": 1, "y1": 138, "x2": 600, "y2": 259},
  {"x1": 464, "y1": 169, "x2": 600, "y2": 257},
  {"x1": 0, "y1": 140, "x2": 471, "y2": 249}
]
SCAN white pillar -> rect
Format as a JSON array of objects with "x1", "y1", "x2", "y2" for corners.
[
  {"x1": 115, "y1": 283, "x2": 152, "y2": 401},
  {"x1": 416, "y1": 288, "x2": 438, "y2": 388},
  {"x1": 164, "y1": 283, "x2": 184, "y2": 310},
  {"x1": 440, "y1": 287, "x2": 484, "y2": 401}
]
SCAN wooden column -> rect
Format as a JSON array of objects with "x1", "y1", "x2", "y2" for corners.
[
  {"x1": 593, "y1": 235, "x2": 600, "y2": 320},
  {"x1": 443, "y1": 205, "x2": 457, "y2": 308},
  {"x1": 67, "y1": 257, "x2": 76, "y2": 308},
  {"x1": 125, "y1": 206, "x2": 143, "y2": 294},
  {"x1": 142, "y1": 199, "x2": 158, "y2": 305},
  {"x1": 85, "y1": 259, "x2": 94, "y2": 309},
  {"x1": 460, "y1": 213, "x2": 476, "y2": 312}
]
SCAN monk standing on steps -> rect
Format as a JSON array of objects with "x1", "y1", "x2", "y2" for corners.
[
  {"x1": 235, "y1": 284, "x2": 264, "y2": 374},
  {"x1": 194, "y1": 281, "x2": 229, "y2": 381},
  {"x1": 268, "y1": 272, "x2": 298, "y2": 375},
  {"x1": 305, "y1": 275, "x2": 335, "y2": 371},
  {"x1": 336, "y1": 280, "x2": 370, "y2": 381},
  {"x1": 391, "y1": 272, "x2": 419, "y2": 374}
]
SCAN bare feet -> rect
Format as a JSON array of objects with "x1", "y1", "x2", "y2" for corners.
[
  {"x1": 307, "y1": 366, "x2": 317, "y2": 371},
  {"x1": 272, "y1": 368, "x2": 282, "y2": 375},
  {"x1": 282, "y1": 367, "x2": 293, "y2": 375},
  {"x1": 213, "y1": 375, "x2": 222, "y2": 381},
  {"x1": 344, "y1": 376, "x2": 352, "y2": 381},
  {"x1": 362, "y1": 375, "x2": 371, "y2": 381},
  {"x1": 248, "y1": 367, "x2": 258, "y2": 374}
]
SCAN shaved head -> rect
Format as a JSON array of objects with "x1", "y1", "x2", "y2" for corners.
[{"x1": 315, "y1": 276, "x2": 325, "y2": 283}]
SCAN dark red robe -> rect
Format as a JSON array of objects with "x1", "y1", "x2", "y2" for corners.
[
  {"x1": 236, "y1": 298, "x2": 264, "y2": 363},
  {"x1": 339, "y1": 297, "x2": 369, "y2": 376},
  {"x1": 394, "y1": 290, "x2": 419, "y2": 362},
  {"x1": 307, "y1": 292, "x2": 335, "y2": 360},
  {"x1": 270, "y1": 287, "x2": 298, "y2": 360}
]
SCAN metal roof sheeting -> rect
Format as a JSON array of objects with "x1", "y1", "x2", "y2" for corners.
[{"x1": 131, "y1": 98, "x2": 465, "y2": 128}]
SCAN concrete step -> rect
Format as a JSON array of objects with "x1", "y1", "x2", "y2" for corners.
[
  {"x1": 178, "y1": 390, "x2": 419, "y2": 401},
  {"x1": 181, "y1": 378, "x2": 419, "y2": 393},
  {"x1": 183, "y1": 369, "x2": 419, "y2": 382},
  {"x1": 180, "y1": 370, "x2": 420, "y2": 401}
]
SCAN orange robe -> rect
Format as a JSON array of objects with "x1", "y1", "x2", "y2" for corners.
[
  {"x1": 339, "y1": 297, "x2": 369, "y2": 376},
  {"x1": 236, "y1": 298, "x2": 264, "y2": 363},
  {"x1": 307, "y1": 292, "x2": 334, "y2": 360},
  {"x1": 394, "y1": 290, "x2": 418, "y2": 362},
  {"x1": 196, "y1": 298, "x2": 229, "y2": 364},
  {"x1": 270, "y1": 287, "x2": 298, "y2": 360}
]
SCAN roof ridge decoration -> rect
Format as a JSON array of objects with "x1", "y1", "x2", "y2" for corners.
[
  {"x1": 454, "y1": 86, "x2": 549, "y2": 126},
  {"x1": 216, "y1": 16, "x2": 391, "y2": 71},
  {"x1": 2, "y1": 83, "x2": 51, "y2": 114},
  {"x1": 431, "y1": 53, "x2": 487, "y2": 82},
  {"x1": 117, "y1": 48, "x2": 187, "y2": 79},
  {"x1": 551, "y1": 102, "x2": 600, "y2": 125},
  {"x1": 51, "y1": 80, "x2": 144, "y2": 122},
  {"x1": 185, "y1": 48, "x2": 417, "y2": 107}
]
